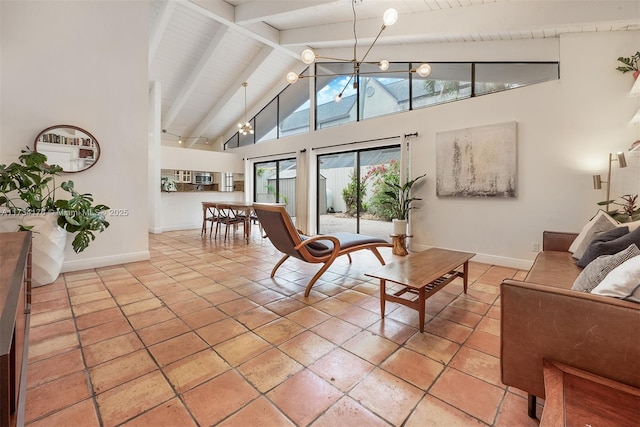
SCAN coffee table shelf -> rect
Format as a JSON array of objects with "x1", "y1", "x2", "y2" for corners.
[{"x1": 366, "y1": 248, "x2": 475, "y2": 332}]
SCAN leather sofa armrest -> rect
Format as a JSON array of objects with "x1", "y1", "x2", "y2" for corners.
[
  {"x1": 542, "y1": 231, "x2": 578, "y2": 252},
  {"x1": 500, "y1": 279, "x2": 640, "y2": 399}
]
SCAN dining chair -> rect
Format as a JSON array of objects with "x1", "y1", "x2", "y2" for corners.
[{"x1": 215, "y1": 203, "x2": 244, "y2": 241}]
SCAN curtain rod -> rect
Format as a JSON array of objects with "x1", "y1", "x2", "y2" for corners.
[
  {"x1": 243, "y1": 151, "x2": 298, "y2": 161},
  {"x1": 311, "y1": 135, "x2": 399, "y2": 150},
  {"x1": 311, "y1": 133, "x2": 417, "y2": 151}
]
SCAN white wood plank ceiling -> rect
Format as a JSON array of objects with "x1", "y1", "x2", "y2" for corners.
[{"x1": 149, "y1": 0, "x2": 640, "y2": 148}]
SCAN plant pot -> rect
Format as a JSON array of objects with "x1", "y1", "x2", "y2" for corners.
[
  {"x1": 634, "y1": 70, "x2": 640, "y2": 81},
  {"x1": 392, "y1": 219, "x2": 408, "y2": 236},
  {"x1": 21, "y1": 213, "x2": 67, "y2": 287}
]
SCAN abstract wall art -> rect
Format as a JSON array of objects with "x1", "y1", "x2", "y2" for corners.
[{"x1": 436, "y1": 121, "x2": 517, "y2": 197}]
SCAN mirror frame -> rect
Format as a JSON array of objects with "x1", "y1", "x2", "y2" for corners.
[{"x1": 34, "y1": 124, "x2": 101, "y2": 173}]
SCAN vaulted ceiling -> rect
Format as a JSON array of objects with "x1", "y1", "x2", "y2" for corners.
[{"x1": 149, "y1": 0, "x2": 640, "y2": 149}]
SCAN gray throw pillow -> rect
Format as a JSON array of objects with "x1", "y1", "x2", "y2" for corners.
[
  {"x1": 576, "y1": 226, "x2": 631, "y2": 268},
  {"x1": 572, "y1": 213, "x2": 617, "y2": 260},
  {"x1": 572, "y1": 244, "x2": 640, "y2": 293}
]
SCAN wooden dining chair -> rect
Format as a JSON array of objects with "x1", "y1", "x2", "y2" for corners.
[
  {"x1": 201, "y1": 202, "x2": 220, "y2": 236},
  {"x1": 215, "y1": 203, "x2": 244, "y2": 241}
]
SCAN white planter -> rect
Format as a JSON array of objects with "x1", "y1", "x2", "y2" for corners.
[
  {"x1": 21, "y1": 214, "x2": 67, "y2": 287},
  {"x1": 392, "y1": 219, "x2": 408, "y2": 236}
]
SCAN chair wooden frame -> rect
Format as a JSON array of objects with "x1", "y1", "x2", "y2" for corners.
[{"x1": 253, "y1": 203, "x2": 392, "y2": 296}]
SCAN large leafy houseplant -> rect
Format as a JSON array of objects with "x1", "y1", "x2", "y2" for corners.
[
  {"x1": 383, "y1": 173, "x2": 426, "y2": 220},
  {"x1": 0, "y1": 148, "x2": 110, "y2": 253},
  {"x1": 616, "y1": 51, "x2": 640, "y2": 75}
]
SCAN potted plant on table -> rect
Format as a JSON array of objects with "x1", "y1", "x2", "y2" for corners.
[
  {"x1": 382, "y1": 173, "x2": 426, "y2": 235},
  {"x1": 0, "y1": 148, "x2": 110, "y2": 286}
]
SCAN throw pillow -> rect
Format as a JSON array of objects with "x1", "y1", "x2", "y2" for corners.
[
  {"x1": 576, "y1": 226, "x2": 631, "y2": 268},
  {"x1": 590, "y1": 255, "x2": 640, "y2": 303},
  {"x1": 617, "y1": 219, "x2": 640, "y2": 232},
  {"x1": 572, "y1": 244, "x2": 640, "y2": 293},
  {"x1": 571, "y1": 211, "x2": 618, "y2": 259}
]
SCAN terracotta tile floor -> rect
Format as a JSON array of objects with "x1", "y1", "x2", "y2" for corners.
[{"x1": 24, "y1": 228, "x2": 543, "y2": 426}]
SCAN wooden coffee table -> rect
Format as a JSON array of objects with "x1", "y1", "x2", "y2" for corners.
[{"x1": 365, "y1": 248, "x2": 475, "y2": 332}]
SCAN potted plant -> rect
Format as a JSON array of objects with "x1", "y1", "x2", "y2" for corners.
[
  {"x1": 616, "y1": 51, "x2": 640, "y2": 80},
  {"x1": 598, "y1": 194, "x2": 640, "y2": 223},
  {"x1": 382, "y1": 173, "x2": 426, "y2": 235},
  {"x1": 0, "y1": 148, "x2": 110, "y2": 285}
]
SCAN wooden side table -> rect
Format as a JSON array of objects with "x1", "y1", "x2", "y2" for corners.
[
  {"x1": 390, "y1": 234, "x2": 410, "y2": 256},
  {"x1": 541, "y1": 359, "x2": 640, "y2": 426}
]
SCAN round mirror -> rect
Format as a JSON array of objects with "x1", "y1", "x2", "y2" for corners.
[{"x1": 34, "y1": 125, "x2": 100, "y2": 173}]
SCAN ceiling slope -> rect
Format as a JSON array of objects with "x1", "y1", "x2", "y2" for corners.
[{"x1": 149, "y1": 0, "x2": 640, "y2": 149}]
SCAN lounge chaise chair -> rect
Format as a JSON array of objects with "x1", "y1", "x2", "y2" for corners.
[{"x1": 253, "y1": 203, "x2": 393, "y2": 296}]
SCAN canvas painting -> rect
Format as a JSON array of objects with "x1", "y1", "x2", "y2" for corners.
[{"x1": 436, "y1": 121, "x2": 517, "y2": 197}]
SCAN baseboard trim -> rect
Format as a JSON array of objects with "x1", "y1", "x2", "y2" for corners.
[
  {"x1": 61, "y1": 250, "x2": 151, "y2": 273},
  {"x1": 150, "y1": 223, "x2": 201, "y2": 233},
  {"x1": 410, "y1": 243, "x2": 534, "y2": 271}
]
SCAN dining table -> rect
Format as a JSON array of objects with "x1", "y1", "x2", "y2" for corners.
[{"x1": 202, "y1": 201, "x2": 255, "y2": 243}]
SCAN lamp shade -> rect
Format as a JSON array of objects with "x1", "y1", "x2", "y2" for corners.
[
  {"x1": 383, "y1": 8, "x2": 398, "y2": 26},
  {"x1": 301, "y1": 49, "x2": 316, "y2": 65},
  {"x1": 617, "y1": 152, "x2": 627, "y2": 168},
  {"x1": 286, "y1": 72, "x2": 299, "y2": 84},
  {"x1": 593, "y1": 174, "x2": 602, "y2": 189},
  {"x1": 416, "y1": 63, "x2": 432, "y2": 77}
]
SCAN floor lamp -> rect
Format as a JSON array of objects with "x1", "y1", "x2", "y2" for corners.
[{"x1": 593, "y1": 152, "x2": 628, "y2": 212}]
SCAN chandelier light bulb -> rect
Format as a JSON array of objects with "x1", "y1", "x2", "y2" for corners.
[
  {"x1": 301, "y1": 49, "x2": 316, "y2": 65},
  {"x1": 378, "y1": 60, "x2": 390, "y2": 71},
  {"x1": 286, "y1": 72, "x2": 299, "y2": 84},
  {"x1": 417, "y1": 63, "x2": 432, "y2": 77},
  {"x1": 383, "y1": 8, "x2": 398, "y2": 26},
  {"x1": 334, "y1": 93, "x2": 343, "y2": 103}
]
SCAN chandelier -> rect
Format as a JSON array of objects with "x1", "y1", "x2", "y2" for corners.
[
  {"x1": 286, "y1": 0, "x2": 432, "y2": 103},
  {"x1": 238, "y1": 82, "x2": 254, "y2": 135}
]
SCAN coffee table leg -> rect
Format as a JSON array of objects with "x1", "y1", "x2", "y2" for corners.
[
  {"x1": 418, "y1": 287, "x2": 426, "y2": 333},
  {"x1": 463, "y1": 261, "x2": 469, "y2": 294},
  {"x1": 379, "y1": 279, "x2": 386, "y2": 318}
]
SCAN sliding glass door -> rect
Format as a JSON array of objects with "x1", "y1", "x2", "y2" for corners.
[
  {"x1": 317, "y1": 145, "x2": 401, "y2": 239},
  {"x1": 254, "y1": 158, "x2": 297, "y2": 224}
]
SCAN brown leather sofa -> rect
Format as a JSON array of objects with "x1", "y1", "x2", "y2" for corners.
[{"x1": 500, "y1": 231, "x2": 640, "y2": 418}]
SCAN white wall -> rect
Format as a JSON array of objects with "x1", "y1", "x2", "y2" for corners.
[
  {"x1": 0, "y1": 1, "x2": 150, "y2": 271},
  {"x1": 155, "y1": 146, "x2": 245, "y2": 232},
  {"x1": 231, "y1": 31, "x2": 640, "y2": 269}
]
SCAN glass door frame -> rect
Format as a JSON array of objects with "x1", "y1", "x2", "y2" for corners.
[{"x1": 316, "y1": 144, "x2": 402, "y2": 235}]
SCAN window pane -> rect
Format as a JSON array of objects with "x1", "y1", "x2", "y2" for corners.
[
  {"x1": 316, "y1": 63, "x2": 357, "y2": 130},
  {"x1": 279, "y1": 76, "x2": 310, "y2": 138},
  {"x1": 255, "y1": 98, "x2": 278, "y2": 143},
  {"x1": 359, "y1": 63, "x2": 409, "y2": 120},
  {"x1": 278, "y1": 159, "x2": 297, "y2": 220},
  {"x1": 412, "y1": 63, "x2": 472, "y2": 109},
  {"x1": 224, "y1": 134, "x2": 239, "y2": 150},
  {"x1": 255, "y1": 161, "x2": 277, "y2": 203},
  {"x1": 474, "y1": 63, "x2": 559, "y2": 95}
]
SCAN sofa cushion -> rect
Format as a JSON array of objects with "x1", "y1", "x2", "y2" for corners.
[
  {"x1": 525, "y1": 251, "x2": 583, "y2": 290},
  {"x1": 591, "y1": 255, "x2": 640, "y2": 303},
  {"x1": 576, "y1": 226, "x2": 631, "y2": 268},
  {"x1": 618, "y1": 219, "x2": 640, "y2": 232},
  {"x1": 572, "y1": 244, "x2": 640, "y2": 293},
  {"x1": 570, "y1": 211, "x2": 618, "y2": 259}
]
